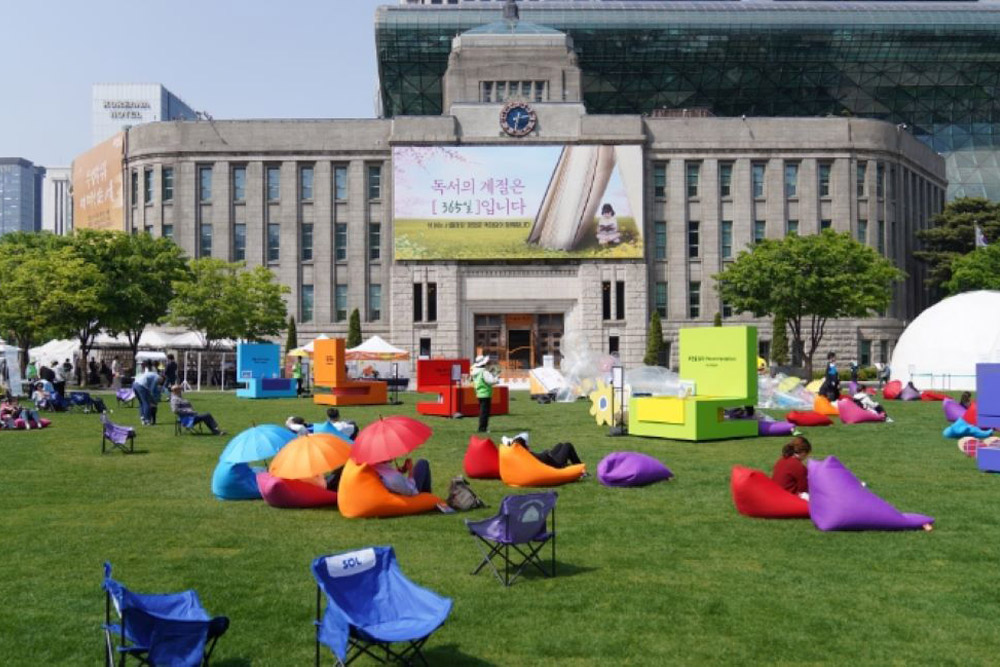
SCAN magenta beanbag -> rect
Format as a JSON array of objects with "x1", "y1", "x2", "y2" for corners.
[
  {"x1": 837, "y1": 398, "x2": 887, "y2": 424},
  {"x1": 758, "y1": 420, "x2": 795, "y2": 437},
  {"x1": 256, "y1": 472, "x2": 339, "y2": 508},
  {"x1": 807, "y1": 456, "x2": 933, "y2": 531},
  {"x1": 597, "y1": 451, "x2": 673, "y2": 487},
  {"x1": 12, "y1": 418, "x2": 51, "y2": 429},
  {"x1": 943, "y1": 399, "x2": 966, "y2": 423}
]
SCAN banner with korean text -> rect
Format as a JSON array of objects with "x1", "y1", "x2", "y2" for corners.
[{"x1": 72, "y1": 132, "x2": 125, "y2": 231}]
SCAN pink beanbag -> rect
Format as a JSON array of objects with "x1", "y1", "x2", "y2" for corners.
[
  {"x1": 837, "y1": 398, "x2": 887, "y2": 424},
  {"x1": 882, "y1": 380, "x2": 902, "y2": 400},
  {"x1": 943, "y1": 399, "x2": 966, "y2": 423},
  {"x1": 12, "y1": 418, "x2": 51, "y2": 429},
  {"x1": 786, "y1": 411, "x2": 833, "y2": 427},
  {"x1": 730, "y1": 466, "x2": 810, "y2": 519},
  {"x1": 256, "y1": 472, "x2": 339, "y2": 508}
]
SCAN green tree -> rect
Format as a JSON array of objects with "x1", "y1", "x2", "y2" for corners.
[
  {"x1": 715, "y1": 230, "x2": 902, "y2": 377},
  {"x1": 944, "y1": 243, "x2": 1000, "y2": 294},
  {"x1": 347, "y1": 308, "x2": 362, "y2": 348},
  {"x1": 713, "y1": 312, "x2": 722, "y2": 327},
  {"x1": 644, "y1": 311, "x2": 664, "y2": 366},
  {"x1": 286, "y1": 316, "x2": 298, "y2": 356},
  {"x1": 915, "y1": 197, "x2": 1000, "y2": 292},
  {"x1": 235, "y1": 266, "x2": 290, "y2": 342},
  {"x1": 771, "y1": 312, "x2": 789, "y2": 366}
]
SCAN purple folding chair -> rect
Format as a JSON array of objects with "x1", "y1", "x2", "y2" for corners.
[
  {"x1": 102, "y1": 413, "x2": 136, "y2": 455},
  {"x1": 465, "y1": 491, "x2": 557, "y2": 587},
  {"x1": 116, "y1": 388, "x2": 135, "y2": 409}
]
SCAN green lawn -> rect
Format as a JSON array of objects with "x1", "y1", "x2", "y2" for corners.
[{"x1": 2, "y1": 391, "x2": 997, "y2": 665}]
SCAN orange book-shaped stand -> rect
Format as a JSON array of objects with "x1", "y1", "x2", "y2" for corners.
[
  {"x1": 312, "y1": 338, "x2": 387, "y2": 406},
  {"x1": 415, "y1": 358, "x2": 509, "y2": 418}
]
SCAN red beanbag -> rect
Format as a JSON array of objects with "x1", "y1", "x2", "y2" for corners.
[
  {"x1": 965, "y1": 401, "x2": 979, "y2": 426},
  {"x1": 256, "y1": 472, "x2": 339, "y2": 508},
  {"x1": 920, "y1": 391, "x2": 948, "y2": 402},
  {"x1": 463, "y1": 435, "x2": 500, "y2": 479},
  {"x1": 786, "y1": 411, "x2": 833, "y2": 427},
  {"x1": 882, "y1": 380, "x2": 902, "y2": 400},
  {"x1": 731, "y1": 466, "x2": 810, "y2": 519}
]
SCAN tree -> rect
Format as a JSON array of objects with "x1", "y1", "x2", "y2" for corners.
[
  {"x1": 713, "y1": 312, "x2": 722, "y2": 327},
  {"x1": 715, "y1": 230, "x2": 902, "y2": 377},
  {"x1": 944, "y1": 243, "x2": 1000, "y2": 294},
  {"x1": 235, "y1": 266, "x2": 290, "y2": 342},
  {"x1": 347, "y1": 309, "x2": 362, "y2": 348},
  {"x1": 286, "y1": 316, "x2": 298, "y2": 356},
  {"x1": 915, "y1": 197, "x2": 1000, "y2": 292},
  {"x1": 644, "y1": 311, "x2": 664, "y2": 366},
  {"x1": 771, "y1": 312, "x2": 789, "y2": 366}
]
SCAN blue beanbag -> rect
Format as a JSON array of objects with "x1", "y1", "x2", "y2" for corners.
[
  {"x1": 597, "y1": 451, "x2": 673, "y2": 487},
  {"x1": 943, "y1": 418, "x2": 993, "y2": 440},
  {"x1": 212, "y1": 461, "x2": 263, "y2": 500}
]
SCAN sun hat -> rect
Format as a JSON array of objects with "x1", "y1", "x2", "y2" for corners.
[{"x1": 473, "y1": 354, "x2": 489, "y2": 368}]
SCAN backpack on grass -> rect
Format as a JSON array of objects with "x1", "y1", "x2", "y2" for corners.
[{"x1": 447, "y1": 476, "x2": 485, "y2": 511}]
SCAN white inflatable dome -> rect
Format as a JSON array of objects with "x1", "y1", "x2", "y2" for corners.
[{"x1": 890, "y1": 290, "x2": 1000, "y2": 391}]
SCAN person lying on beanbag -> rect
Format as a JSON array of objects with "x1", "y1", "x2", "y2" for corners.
[
  {"x1": 502, "y1": 432, "x2": 584, "y2": 470},
  {"x1": 374, "y1": 458, "x2": 432, "y2": 495},
  {"x1": 852, "y1": 391, "x2": 892, "y2": 422}
]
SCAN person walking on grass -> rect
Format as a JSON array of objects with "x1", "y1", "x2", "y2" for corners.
[{"x1": 471, "y1": 354, "x2": 498, "y2": 433}]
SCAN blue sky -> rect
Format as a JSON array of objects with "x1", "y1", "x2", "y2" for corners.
[{"x1": 0, "y1": 0, "x2": 388, "y2": 166}]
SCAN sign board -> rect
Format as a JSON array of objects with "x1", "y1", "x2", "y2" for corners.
[{"x1": 72, "y1": 132, "x2": 125, "y2": 231}]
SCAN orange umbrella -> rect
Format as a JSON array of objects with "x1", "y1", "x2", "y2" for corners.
[
  {"x1": 269, "y1": 434, "x2": 352, "y2": 480},
  {"x1": 351, "y1": 415, "x2": 432, "y2": 464}
]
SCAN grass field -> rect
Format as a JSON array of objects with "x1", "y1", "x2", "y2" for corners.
[{"x1": 2, "y1": 390, "x2": 998, "y2": 665}]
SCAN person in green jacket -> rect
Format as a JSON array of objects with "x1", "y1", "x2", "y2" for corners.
[
  {"x1": 471, "y1": 354, "x2": 499, "y2": 433},
  {"x1": 293, "y1": 359, "x2": 303, "y2": 397}
]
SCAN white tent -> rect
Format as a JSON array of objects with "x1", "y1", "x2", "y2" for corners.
[
  {"x1": 346, "y1": 335, "x2": 409, "y2": 361},
  {"x1": 889, "y1": 290, "x2": 1000, "y2": 391},
  {"x1": 302, "y1": 334, "x2": 331, "y2": 353},
  {"x1": 29, "y1": 339, "x2": 80, "y2": 368}
]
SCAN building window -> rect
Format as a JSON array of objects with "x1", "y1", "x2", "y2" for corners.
[
  {"x1": 602, "y1": 281, "x2": 612, "y2": 320},
  {"x1": 860, "y1": 339, "x2": 872, "y2": 367},
  {"x1": 879, "y1": 339, "x2": 888, "y2": 363},
  {"x1": 719, "y1": 162, "x2": 733, "y2": 198},
  {"x1": 654, "y1": 221, "x2": 667, "y2": 260},
  {"x1": 721, "y1": 220, "x2": 733, "y2": 259},
  {"x1": 301, "y1": 285, "x2": 314, "y2": 323},
  {"x1": 688, "y1": 221, "x2": 700, "y2": 258},
  {"x1": 821, "y1": 219, "x2": 832, "y2": 231},
  {"x1": 818, "y1": 163, "x2": 831, "y2": 197},
  {"x1": 233, "y1": 223, "x2": 246, "y2": 261},
  {"x1": 686, "y1": 162, "x2": 700, "y2": 198},
  {"x1": 480, "y1": 80, "x2": 548, "y2": 102},
  {"x1": 653, "y1": 162, "x2": 666, "y2": 199},
  {"x1": 301, "y1": 223, "x2": 313, "y2": 262},
  {"x1": 609, "y1": 336, "x2": 620, "y2": 356},
  {"x1": 481, "y1": 81, "x2": 493, "y2": 103},
  {"x1": 335, "y1": 284, "x2": 347, "y2": 322},
  {"x1": 162, "y1": 224, "x2": 173, "y2": 240},
  {"x1": 369, "y1": 223, "x2": 381, "y2": 261},
  {"x1": 754, "y1": 220, "x2": 766, "y2": 244},
  {"x1": 300, "y1": 165, "x2": 314, "y2": 201},
  {"x1": 876, "y1": 163, "x2": 885, "y2": 199},
  {"x1": 162, "y1": 167, "x2": 174, "y2": 202},
  {"x1": 131, "y1": 171, "x2": 138, "y2": 206},
  {"x1": 267, "y1": 223, "x2": 280, "y2": 262},
  {"x1": 198, "y1": 166, "x2": 212, "y2": 202},
  {"x1": 143, "y1": 169, "x2": 153, "y2": 204},
  {"x1": 144, "y1": 225, "x2": 152, "y2": 236},
  {"x1": 232, "y1": 166, "x2": 246, "y2": 203},
  {"x1": 334, "y1": 223, "x2": 347, "y2": 261},
  {"x1": 419, "y1": 337, "x2": 432, "y2": 357},
  {"x1": 413, "y1": 283, "x2": 423, "y2": 322},
  {"x1": 752, "y1": 163, "x2": 766, "y2": 198},
  {"x1": 857, "y1": 162, "x2": 866, "y2": 197},
  {"x1": 787, "y1": 219, "x2": 799, "y2": 236},
  {"x1": 199, "y1": 224, "x2": 212, "y2": 257},
  {"x1": 266, "y1": 166, "x2": 280, "y2": 202},
  {"x1": 615, "y1": 281, "x2": 625, "y2": 320},
  {"x1": 877, "y1": 219, "x2": 886, "y2": 255},
  {"x1": 858, "y1": 219, "x2": 868, "y2": 244},
  {"x1": 722, "y1": 301, "x2": 733, "y2": 318},
  {"x1": 784, "y1": 163, "x2": 798, "y2": 198},
  {"x1": 689, "y1": 281, "x2": 701, "y2": 319},
  {"x1": 367, "y1": 165, "x2": 381, "y2": 200},
  {"x1": 427, "y1": 283, "x2": 437, "y2": 322},
  {"x1": 655, "y1": 281, "x2": 667, "y2": 318},
  {"x1": 334, "y1": 165, "x2": 348, "y2": 200},
  {"x1": 369, "y1": 284, "x2": 382, "y2": 321}
]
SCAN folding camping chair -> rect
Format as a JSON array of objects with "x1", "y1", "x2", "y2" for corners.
[
  {"x1": 175, "y1": 413, "x2": 207, "y2": 436},
  {"x1": 101, "y1": 413, "x2": 136, "y2": 454},
  {"x1": 102, "y1": 562, "x2": 229, "y2": 667},
  {"x1": 311, "y1": 546, "x2": 452, "y2": 666},
  {"x1": 116, "y1": 388, "x2": 135, "y2": 409},
  {"x1": 69, "y1": 391, "x2": 95, "y2": 413},
  {"x1": 466, "y1": 491, "x2": 558, "y2": 586}
]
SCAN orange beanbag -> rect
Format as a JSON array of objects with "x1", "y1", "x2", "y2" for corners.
[
  {"x1": 463, "y1": 435, "x2": 500, "y2": 479},
  {"x1": 731, "y1": 466, "x2": 810, "y2": 519},
  {"x1": 499, "y1": 442, "x2": 585, "y2": 487},
  {"x1": 882, "y1": 380, "x2": 902, "y2": 400},
  {"x1": 336, "y1": 460, "x2": 442, "y2": 519},
  {"x1": 786, "y1": 411, "x2": 833, "y2": 427},
  {"x1": 814, "y1": 395, "x2": 840, "y2": 416}
]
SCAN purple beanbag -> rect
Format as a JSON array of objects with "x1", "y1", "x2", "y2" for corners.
[
  {"x1": 837, "y1": 398, "x2": 887, "y2": 424},
  {"x1": 597, "y1": 451, "x2": 673, "y2": 487},
  {"x1": 943, "y1": 398, "x2": 966, "y2": 423},
  {"x1": 807, "y1": 456, "x2": 934, "y2": 531},
  {"x1": 848, "y1": 381, "x2": 859, "y2": 395},
  {"x1": 898, "y1": 383, "x2": 921, "y2": 401},
  {"x1": 758, "y1": 420, "x2": 795, "y2": 437}
]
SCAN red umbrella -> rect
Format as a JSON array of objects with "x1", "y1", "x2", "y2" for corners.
[{"x1": 351, "y1": 415, "x2": 432, "y2": 464}]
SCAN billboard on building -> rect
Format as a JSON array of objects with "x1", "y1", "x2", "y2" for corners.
[
  {"x1": 393, "y1": 145, "x2": 643, "y2": 260},
  {"x1": 72, "y1": 132, "x2": 125, "y2": 231}
]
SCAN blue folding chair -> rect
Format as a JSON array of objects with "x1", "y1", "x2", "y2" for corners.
[
  {"x1": 466, "y1": 491, "x2": 558, "y2": 586},
  {"x1": 175, "y1": 413, "x2": 206, "y2": 436},
  {"x1": 102, "y1": 562, "x2": 229, "y2": 666},
  {"x1": 311, "y1": 546, "x2": 452, "y2": 666}
]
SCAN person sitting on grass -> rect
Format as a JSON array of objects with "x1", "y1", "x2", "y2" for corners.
[
  {"x1": 31, "y1": 382, "x2": 53, "y2": 412},
  {"x1": 502, "y1": 432, "x2": 585, "y2": 470},
  {"x1": 169, "y1": 386, "x2": 226, "y2": 436},
  {"x1": 772, "y1": 436, "x2": 811, "y2": 498},
  {"x1": 373, "y1": 457, "x2": 432, "y2": 496}
]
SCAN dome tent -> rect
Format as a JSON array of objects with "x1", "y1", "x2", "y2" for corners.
[{"x1": 889, "y1": 291, "x2": 1000, "y2": 391}]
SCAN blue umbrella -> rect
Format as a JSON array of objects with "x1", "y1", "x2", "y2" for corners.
[
  {"x1": 311, "y1": 420, "x2": 353, "y2": 443},
  {"x1": 219, "y1": 424, "x2": 296, "y2": 464}
]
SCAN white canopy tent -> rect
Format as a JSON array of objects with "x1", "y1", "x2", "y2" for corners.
[
  {"x1": 889, "y1": 290, "x2": 1000, "y2": 391},
  {"x1": 345, "y1": 335, "x2": 410, "y2": 361},
  {"x1": 0, "y1": 340, "x2": 24, "y2": 396},
  {"x1": 302, "y1": 334, "x2": 330, "y2": 353}
]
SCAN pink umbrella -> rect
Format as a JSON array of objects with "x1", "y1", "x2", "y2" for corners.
[{"x1": 351, "y1": 415, "x2": 432, "y2": 464}]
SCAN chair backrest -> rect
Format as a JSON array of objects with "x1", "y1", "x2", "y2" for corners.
[
  {"x1": 500, "y1": 492, "x2": 557, "y2": 543},
  {"x1": 102, "y1": 414, "x2": 133, "y2": 444}
]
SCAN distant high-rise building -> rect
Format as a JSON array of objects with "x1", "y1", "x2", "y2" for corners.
[
  {"x1": 41, "y1": 167, "x2": 72, "y2": 235},
  {"x1": 0, "y1": 158, "x2": 45, "y2": 236},
  {"x1": 92, "y1": 83, "x2": 197, "y2": 146}
]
